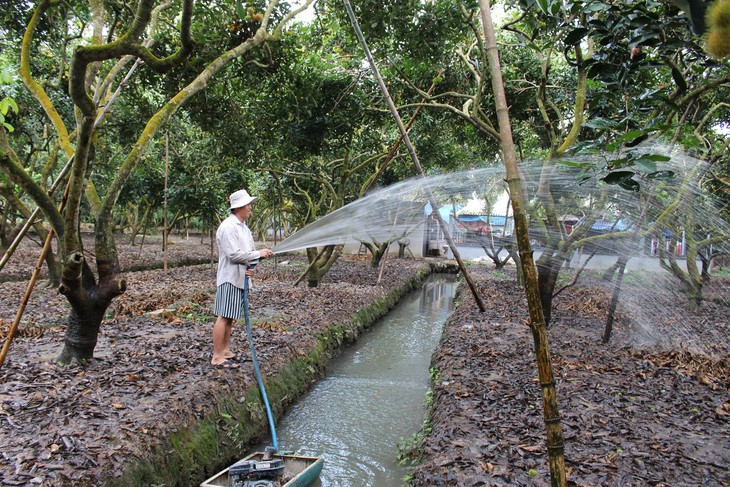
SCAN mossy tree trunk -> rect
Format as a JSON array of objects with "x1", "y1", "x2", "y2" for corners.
[
  {"x1": 477, "y1": 234, "x2": 514, "y2": 269},
  {"x1": 361, "y1": 240, "x2": 390, "y2": 268},
  {"x1": 4, "y1": 0, "x2": 315, "y2": 364},
  {"x1": 650, "y1": 168, "x2": 727, "y2": 312},
  {"x1": 305, "y1": 245, "x2": 344, "y2": 287},
  {"x1": 658, "y1": 230, "x2": 707, "y2": 311},
  {"x1": 125, "y1": 199, "x2": 155, "y2": 246},
  {"x1": 56, "y1": 252, "x2": 127, "y2": 363},
  {"x1": 397, "y1": 239, "x2": 409, "y2": 258}
]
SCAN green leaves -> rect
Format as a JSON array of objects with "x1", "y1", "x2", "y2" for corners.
[
  {"x1": 0, "y1": 69, "x2": 13, "y2": 85},
  {"x1": 235, "y1": 1, "x2": 247, "y2": 21},
  {"x1": 602, "y1": 170, "x2": 640, "y2": 191},
  {"x1": 0, "y1": 97, "x2": 18, "y2": 116},
  {"x1": 634, "y1": 154, "x2": 671, "y2": 173},
  {"x1": 533, "y1": 0, "x2": 563, "y2": 16},
  {"x1": 564, "y1": 27, "x2": 588, "y2": 46},
  {"x1": 601, "y1": 153, "x2": 675, "y2": 191},
  {"x1": 0, "y1": 100, "x2": 17, "y2": 133},
  {"x1": 0, "y1": 67, "x2": 18, "y2": 132}
]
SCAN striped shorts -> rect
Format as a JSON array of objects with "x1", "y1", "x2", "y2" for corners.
[{"x1": 214, "y1": 282, "x2": 245, "y2": 319}]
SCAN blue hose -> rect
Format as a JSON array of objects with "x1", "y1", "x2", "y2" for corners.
[{"x1": 243, "y1": 275, "x2": 279, "y2": 453}]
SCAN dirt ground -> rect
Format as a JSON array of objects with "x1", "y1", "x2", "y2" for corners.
[
  {"x1": 410, "y1": 267, "x2": 730, "y2": 486},
  {"x1": 1, "y1": 235, "x2": 729, "y2": 486}
]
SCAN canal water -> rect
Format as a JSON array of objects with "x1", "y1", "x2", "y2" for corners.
[{"x1": 259, "y1": 273, "x2": 458, "y2": 487}]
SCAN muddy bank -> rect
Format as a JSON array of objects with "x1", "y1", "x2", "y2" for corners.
[
  {"x1": 410, "y1": 266, "x2": 730, "y2": 486},
  {"x1": 0, "y1": 236, "x2": 438, "y2": 486}
]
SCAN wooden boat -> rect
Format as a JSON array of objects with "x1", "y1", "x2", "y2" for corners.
[{"x1": 200, "y1": 451, "x2": 324, "y2": 487}]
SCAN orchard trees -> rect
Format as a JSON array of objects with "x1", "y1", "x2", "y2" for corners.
[
  {"x1": 410, "y1": 0, "x2": 729, "y2": 321},
  {"x1": 241, "y1": 6, "x2": 478, "y2": 285},
  {"x1": 0, "y1": 0, "x2": 314, "y2": 363},
  {"x1": 517, "y1": 0, "x2": 730, "y2": 318}
]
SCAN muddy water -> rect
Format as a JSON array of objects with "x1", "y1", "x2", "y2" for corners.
[{"x1": 265, "y1": 274, "x2": 458, "y2": 487}]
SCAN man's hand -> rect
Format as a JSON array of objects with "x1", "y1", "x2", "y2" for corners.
[{"x1": 260, "y1": 248, "x2": 274, "y2": 258}]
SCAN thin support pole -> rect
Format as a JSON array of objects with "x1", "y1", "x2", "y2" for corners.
[
  {"x1": 0, "y1": 170, "x2": 72, "y2": 368},
  {"x1": 0, "y1": 156, "x2": 73, "y2": 272},
  {"x1": 163, "y1": 127, "x2": 169, "y2": 273},
  {"x1": 477, "y1": 1, "x2": 566, "y2": 484},
  {"x1": 0, "y1": 228, "x2": 54, "y2": 368},
  {"x1": 342, "y1": 0, "x2": 485, "y2": 312}
]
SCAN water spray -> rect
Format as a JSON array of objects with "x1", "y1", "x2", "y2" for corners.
[{"x1": 336, "y1": 0, "x2": 486, "y2": 311}]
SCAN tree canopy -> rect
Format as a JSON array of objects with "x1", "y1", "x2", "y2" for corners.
[{"x1": 0, "y1": 0, "x2": 728, "y2": 353}]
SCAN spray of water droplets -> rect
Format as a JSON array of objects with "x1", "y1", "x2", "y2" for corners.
[{"x1": 273, "y1": 143, "x2": 729, "y2": 357}]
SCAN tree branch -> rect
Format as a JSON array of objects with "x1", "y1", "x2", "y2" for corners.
[
  {"x1": 0, "y1": 131, "x2": 64, "y2": 236},
  {"x1": 20, "y1": 0, "x2": 74, "y2": 158}
]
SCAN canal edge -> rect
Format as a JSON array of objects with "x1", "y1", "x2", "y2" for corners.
[{"x1": 107, "y1": 260, "x2": 459, "y2": 487}]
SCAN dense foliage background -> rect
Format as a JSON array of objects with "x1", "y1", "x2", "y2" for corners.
[
  {"x1": 0, "y1": 0, "x2": 728, "y2": 358},
  {"x1": 1, "y1": 0, "x2": 727, "y2": 241}
]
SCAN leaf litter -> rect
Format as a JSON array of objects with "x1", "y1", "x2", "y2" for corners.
[{"x1": 1, "y1": 237, "x2": 729, "y2": 486}]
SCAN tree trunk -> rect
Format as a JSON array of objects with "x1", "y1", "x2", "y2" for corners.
[
  {"x1": 398, "y1": 240, "x2": 408, "y2": 258},
  {"x1": 55, "y1": 302, "x2": 109, "y2": 363},
  {"x1": 363, "y1": 240, "x2": 389, "y2": 268},
  {"x1": 43, "y1": 245, "x2": 61, "y2": 288},
  {"x1": 305, "y1": 245, "x2": 343, "y2": 287},
  {"x1": 477, "y1": 236, "x2": 512, "y2": 269},
  {"x1": 56, "y1": 251, "x2": 126, "y2": 364},
  {"x1": 602, "y1": 258, "x2": 627, "y2": 344},
  {"x1": 686, "y1": 281, "x2": 704, "y2": 311}
]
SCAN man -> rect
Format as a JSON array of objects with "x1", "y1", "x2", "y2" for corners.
[{"x1": 211, "y1": 189, "x2": 274, "y2": 368}]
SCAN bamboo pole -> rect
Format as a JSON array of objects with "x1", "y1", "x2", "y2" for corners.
[
  {"x1": 342, "y1": 0, "x2": 486, "y2": 312},
  {"x1": 163, "y1": 127, "x2": 169, "y2": 273},
  {"x1": 363, "y1": 68, "x2": 445, "y2": 195},
  {"x1": 0, "y1": 156, "x2": 72, "y2": 272},
  {"x1": 477, "y1": 1, "x2": 566, "y2": 485},
  {"x1": 0, "y1": 228, "x2": 55, "y2": 368},
  {"x1": 0, "y1": 167, "x2": 73, "y2": 368}
]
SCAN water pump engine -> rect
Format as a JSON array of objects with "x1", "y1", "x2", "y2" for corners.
[{"x1": 228, "y1": 448, "x2": 284, "y2": 487}]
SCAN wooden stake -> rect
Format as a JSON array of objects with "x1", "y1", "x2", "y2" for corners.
[
  {"x1": 163, "y1": 127, "x2": 169, "y2": 273},
  {"x1": 477, "y1": 1, "x2": 567, "y2": 485},
  {"x1": 342, "y1": 0, "x2": 486, "y2": 312},
  {"x1": 0, "y1": 228, "x2": 55, "y2": 368},
  {"x1": 0, "y1": 157, "x2": 72, "y2": 273}
]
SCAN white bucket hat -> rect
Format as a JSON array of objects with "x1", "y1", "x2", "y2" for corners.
[{"x1": 228, "y1": 189, "x2": 258, "y2": 210}]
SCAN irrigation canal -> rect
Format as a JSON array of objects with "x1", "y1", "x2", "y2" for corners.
[{"x1": 254, "y1": 273, "x2": 459, "y2": 486}]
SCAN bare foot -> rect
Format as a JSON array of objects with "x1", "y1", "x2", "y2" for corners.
[{"x1": 212, "y1": 358, "x2": 239, "y2": 369}]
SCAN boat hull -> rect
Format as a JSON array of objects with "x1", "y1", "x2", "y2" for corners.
[{"x1": 200, "y1": 452, "x2": 324, "y2": 487}]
